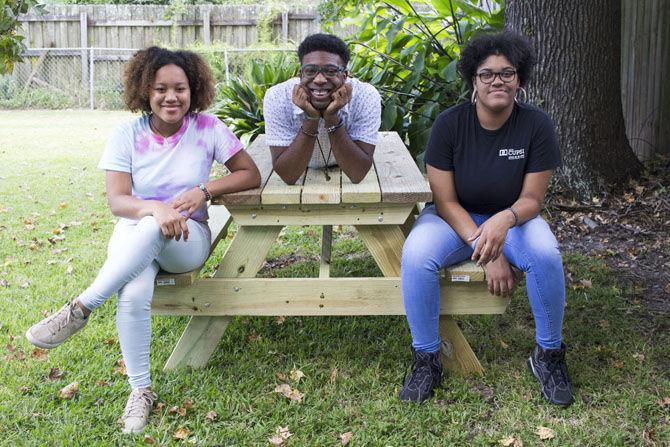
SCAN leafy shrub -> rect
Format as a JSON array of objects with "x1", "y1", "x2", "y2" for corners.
[
  {"x1": 211, "y1": 53, "x2": 297, "y2": 146},
  {"x1": 0, "y1": 76, "x2": 75, "y2": 109}
]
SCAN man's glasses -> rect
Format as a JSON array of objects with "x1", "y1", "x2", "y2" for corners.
[
  {"x1": 300, "y1": 64, "x2": 346, "y2": 79},
  {"x1": 477, "y1": 69, "x2": 517, "y2": 84}
]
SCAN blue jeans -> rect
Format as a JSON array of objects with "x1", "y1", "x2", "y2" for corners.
[{"x1": 401, "y1": 204, "x2": 565, "y2": 352}]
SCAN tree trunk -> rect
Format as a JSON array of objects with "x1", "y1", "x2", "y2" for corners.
[
  {"x1": 621, "y1": 0, "x2": 670, "y2": 160},
  {"x1": 505, "y1": 0, "x2": 642, "y2": 199}
]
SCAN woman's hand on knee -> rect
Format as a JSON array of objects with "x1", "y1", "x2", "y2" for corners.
[
  {"x1": 151, "y1": 203, "x2": 189, "y2": 241},
  {"x1": 469, "y1": 215, "x2": 510, "y2": 266},
  {"x1": 483, "y1": 256, "x2": 517, "y2": 297}
]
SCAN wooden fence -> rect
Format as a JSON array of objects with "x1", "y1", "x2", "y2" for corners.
[{"x1": 18, "y1": 4, "x2": 322, "y2": 49}]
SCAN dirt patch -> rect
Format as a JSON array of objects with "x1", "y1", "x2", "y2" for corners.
[{"x1": 545, "y1": 156, "x2": 670, "y2": 316}]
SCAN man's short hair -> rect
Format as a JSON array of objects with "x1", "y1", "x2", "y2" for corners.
[{"x1": 298, "y1": 33, "x2": 350, "y2": 65}]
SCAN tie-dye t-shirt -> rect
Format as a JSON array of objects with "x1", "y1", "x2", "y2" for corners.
[{"x1": 98, "y1": 113, "x2": 243, "y2": 222}]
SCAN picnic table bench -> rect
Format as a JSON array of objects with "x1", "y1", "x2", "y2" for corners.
[{"x1": 152, "y1": 132, "x2": 510, "y2": 375}]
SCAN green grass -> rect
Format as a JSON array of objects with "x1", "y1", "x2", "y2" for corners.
[{"x1": 0, "y1": 110, "x2": 668, "y2": 446}]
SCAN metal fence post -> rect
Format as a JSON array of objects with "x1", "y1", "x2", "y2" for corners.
[
  {"x1": 80, "y1": 12, "x2": 88, "y2": 104},
  {"x1": 89, "y1": 48, "x2": 95, "y2": 110},
  {"x1": 224, "y1": 49, "x2": 230, "y2": 83}
]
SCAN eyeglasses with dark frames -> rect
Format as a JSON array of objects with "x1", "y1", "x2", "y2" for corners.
[
  {"x1": 300, "y1": 64, "x2": 347, "y2": 79},
  {"x1": 477, "y1": 69, "x2": 517, "y2": 84}
]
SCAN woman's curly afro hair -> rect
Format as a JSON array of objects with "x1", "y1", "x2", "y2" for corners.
[
  {"x1": 458, "y1": 31, "x2": 537, "y2": 91},
  {"x1": 123, "y1": 46, "x2": 215, "y2": 114}
]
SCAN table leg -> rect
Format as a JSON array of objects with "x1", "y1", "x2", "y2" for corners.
[
  {"x1": 320, "y1": 225, "x2": 332, "y2": 278},
  {"x1": 438, "y1": 315, "x2": 484, "y2": 376},
  {"x1": 354, "y1": 225, "x2": 405, "y2": 277},
  {"x1": 163, "y1": 225, "x2": 283, "y2": 370}
]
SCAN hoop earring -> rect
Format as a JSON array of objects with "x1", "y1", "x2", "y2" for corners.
[
  {"x1": 471, "y1": 90, "x2": 478, "y2": 104},
  {"x1": 515, "y1": 87, "x2": 528, "y2": 103}
]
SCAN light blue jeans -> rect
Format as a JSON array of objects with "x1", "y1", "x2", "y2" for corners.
[
  {"x1": 401, "y1": 204, "x2": 565, "y2": 352},
  {"x1": 77, "y1": 216, "x2": 211, "y2": 389}
]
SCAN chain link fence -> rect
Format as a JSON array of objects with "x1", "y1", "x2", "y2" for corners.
[{"x1": 1, "y1": 47, "x2": 295, "y2": 110}]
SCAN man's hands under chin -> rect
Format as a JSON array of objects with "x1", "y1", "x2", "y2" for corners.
[
  {"x1": 292, "y1": 84, "x2": 321, "y2": 118},
  {"x1": 323, "y1": 83, "x2": 352, "y2": 120}
]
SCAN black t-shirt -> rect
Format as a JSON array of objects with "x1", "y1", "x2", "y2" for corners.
[{"x1": 425, "y1": 101, "x2": 561, "y2": 214}]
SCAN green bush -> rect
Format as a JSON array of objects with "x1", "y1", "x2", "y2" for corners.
[
  {"x1": 211, "y1": 53, "x2": 297, "y2": 146},
  {"x1": 0, "y1": 76, "x2": 76, "y2": 109}
]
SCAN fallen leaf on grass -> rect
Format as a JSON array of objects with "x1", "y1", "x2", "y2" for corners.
[
  {"x1": 632, "y1": 353, "x2": 645, "y2": 362},
  {"x1": 330, "y1": 367, "x2": 338, "y2": 384},
  {"x1": 65, "y1": 265, "x2": 73, "y2": 275},
  {"x1": 153, "y1": 402, "x2": 166, "y2": 414},
  {"x1": 48, "y1": 367, "x2": 64, "y2": 380},
  {"x1": 247, "y1": 330, "x2": 261, "y2": 343},
  {"x1": 499, "y1": 340, "x2": 509, "y2": 349},
  {"x1": 182, "y1": 399, "x2": 193, "y2": 409},
  {"x1": 269, "y1": 426, "x2": 292, "y2": 446},
  {"x1": 30, "y1": 348, "x2": 49, "y2": 360},
  {"x1": 59, "y1": 382, "x2": 79, "y2": 399},
  {"x1": 95, "y1": 380, "x2": 110, "y2": 387},
  {"x1": 474, "y1": 384, "x2": 495, "y2": 403},
  {"x1": 579, "y1": 279, "x2": 593, "y2": 288},
  {"x1": 499, "y1": 436, "x2": 523, "y2": 446},
  {"x1": 290, "y1": 368, "x2": 305, "y2": 382},
  {"x1": 275, "y1": 315, "x2": 286, "y2": 325},
  {"x1": 536, "y1": 426, "x2": 555, "y2": 440},
  {"x1": 205, "y1": 410, "x2": 218, "y2": 422},
  {"x1": 58, "y1": 202, "x2": 67, "y2": 209},
  {"x1": 113, "y1": 359, "x2": 127, "y2": 376},
  {"x1": 613, "y1": 360, "x2": 625, "y2": 369},
  {"x1": 20, "y1": 281, "x2": 31, "y2": 289},
  {"x1": 274, "y1": 383, "x2": 304, "y2": 402},
  {"x1": 173, "y1": 427, "x2": 191, "y2": 440},
  {"x1": 340, "y1": 431, "x2": 353, "y2": 445},
  {"x1": 276, "y1": 372, "x2": 288, "y2": 382},
  {"x1": 20, "y1": 386, "x2": 31, "y2": 394},
  {"x1": 169, "y1": 405, "x2": 186, "y2": 417},
  {"x1": 143, "y1": 434, "x2": 156, "y2": 444},
  {"x1": 0, "y1": 279, "x2": 8, "y2": 287},
  {"x1": 658, "y1": 397, "x2": 670, "y2": 407},
  {"x1": 103, "y1": 338, "x2": 117, "y2": 346}
]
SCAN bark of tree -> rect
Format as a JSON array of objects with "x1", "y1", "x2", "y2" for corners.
[
  {"x1": 505, "y1": 0, "x2": 642, "y2": 199},
  {"x1": 621, "y1": 0, "x2": 670, "y2": 160}
]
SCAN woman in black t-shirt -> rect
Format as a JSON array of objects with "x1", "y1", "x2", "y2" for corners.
[{"x1": 399, "y1": 32, "x2": 573, "y2": 407}]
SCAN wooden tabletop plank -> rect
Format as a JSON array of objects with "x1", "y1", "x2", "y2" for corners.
[
  {"x1": 262, "y1": 170, "x2": 305, "y2": 205},
  {"x1": 341, "y1": 164, "x2": 381, "y2": 203},
  {"x1": 301, "y1": 167, "x2": 341, "y2": 204},
  {"x1": 215, "y1": 135, "x2": 272, "y2": 206},
  {"x1": 374, "y1": 132, "x2": 432, "y2": 203}
]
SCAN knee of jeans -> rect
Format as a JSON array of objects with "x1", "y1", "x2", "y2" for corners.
[
  {"x1": 528, "y1": 244, "x2": 563, "y2": 274},
  {"x1": 401, "y1": 242, "x2": 441, "y2": 273},
  {"x1": 137, "y1": 215, "x2": 162, "y2": 237},
  {"x1": 117, "y1": 282, "x2": 153, "y2": 315}
]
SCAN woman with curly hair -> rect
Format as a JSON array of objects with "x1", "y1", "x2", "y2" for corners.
[
  {"x1": 399, "y1": 32, "x2": 573, "y2": 406},
  {"x1": 26, "y1": 47, "x2": 261, "y2": 432}
]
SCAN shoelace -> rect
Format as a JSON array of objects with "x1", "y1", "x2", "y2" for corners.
[
  {"x1": 543, "y1": 352, "x2": 571, "y2": 388},
  {"x1": 124, "y1": 391, "x2": 155, "y2": 418},
  {"x1": 43, "y1": 303, "x2": 75, "y2": 336}
]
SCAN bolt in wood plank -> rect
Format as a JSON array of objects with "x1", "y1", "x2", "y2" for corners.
[
  {"x1": 152, "y1": 278, "x2": 509, "y2": 315},
  {"x1": 439, "y1": 316, "x2": 484, "y2": 376}
]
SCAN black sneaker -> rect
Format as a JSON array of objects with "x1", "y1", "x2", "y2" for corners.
[
  {"x1": 527, "y1": 343, "x2": 574, "y2": 407},
  {"x1": 399, "y1": 349, "x2": 443, "y2": 402}
]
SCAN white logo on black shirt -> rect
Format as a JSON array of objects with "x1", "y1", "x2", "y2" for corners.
[{"x1": 499, "y1": 148, "x2": 525, "y2": 160}]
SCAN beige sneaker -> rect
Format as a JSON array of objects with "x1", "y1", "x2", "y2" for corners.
[
  {"x1": 120, "y1": 388, "x2": 158, "y2": 434},
  {"x1": 25, "y1": 301, "x2": 88, "y2": 349}
]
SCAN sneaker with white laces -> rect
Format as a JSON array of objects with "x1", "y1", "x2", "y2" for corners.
[
  {"x1": 120, "y1": 388, "x2": 158, "y2": 434},
  {"x1": 25, "y1": 301, "x2": 88, "y2": 349}
]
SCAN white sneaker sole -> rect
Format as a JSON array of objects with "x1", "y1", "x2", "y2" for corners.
[{"x1": 25, "y1": 328, "x2": 61, "y2": 349}]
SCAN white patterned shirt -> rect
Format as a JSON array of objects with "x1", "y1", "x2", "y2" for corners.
[{"x1": 263, "y1": 77, "x2": 381, "y2": 168}]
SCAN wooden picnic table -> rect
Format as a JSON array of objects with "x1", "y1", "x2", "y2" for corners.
[{"x1": 152, "y1": 132, "x2": 509, "y2": 375}]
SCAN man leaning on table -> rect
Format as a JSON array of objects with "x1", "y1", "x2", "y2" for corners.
[{"x1": 263, "y1": 33, "x2": 382, "y2": 184}]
